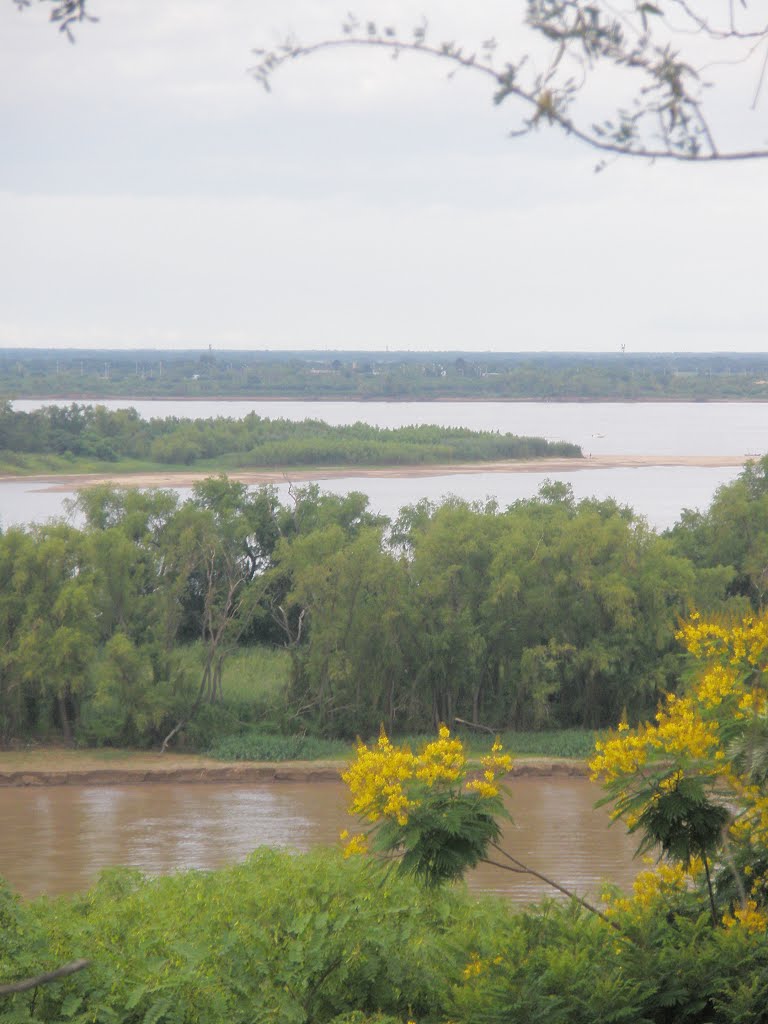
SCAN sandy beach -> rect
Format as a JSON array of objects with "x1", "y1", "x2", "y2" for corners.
[{"x1": 0, "y1": 453, "x2": 752, "y2": 492}]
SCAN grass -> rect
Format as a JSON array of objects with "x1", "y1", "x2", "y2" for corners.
[
  {"x1": 174, "y1": 643, "x2": 291, "y2": 704},
  {"x1": 495, "y1": 729, "x2": 598, "y2": 759},
  {"x1": 0, "y1": 730, "x2": 595, "y2": 773},
  {"x1": 208, "y1": 732, "x2": 352, "y2": 762},
  {"x1": 205, "y1": 727, "x2": 597, "y2": 764}
]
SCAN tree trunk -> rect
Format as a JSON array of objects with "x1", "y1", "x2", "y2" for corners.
[{"x1": 58, "y1": 693, "x2": 72, "y2": 744}]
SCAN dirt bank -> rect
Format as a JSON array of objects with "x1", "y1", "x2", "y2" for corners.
[{"x1": 0, "y1": 750, "x2": 587, "y2": 786}]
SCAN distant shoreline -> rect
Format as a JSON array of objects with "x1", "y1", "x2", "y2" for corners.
[
  {"x1": 0, "y1": 453, "x2": 752, "y2": 492},
  {"x1": 8, "y1": 394, "x2": 768, "y2": 405}
]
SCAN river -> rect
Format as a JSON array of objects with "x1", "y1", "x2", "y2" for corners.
[
  {"x1": 0, "y1": 776, "x2": 640, "y2": 904},
  {"x1": 3, "y1": 399, "x2": 762, "y2": 529},
  {"x1": 2, "y1": 397, "x2": 714, "y2": 903}
]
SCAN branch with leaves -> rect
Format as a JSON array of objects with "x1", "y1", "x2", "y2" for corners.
[
  {"x1": 252, "y1": 3, "x2": 768, "y2": 164},
  {"x1": 13, "y1": 0, "x2": 97, "y2": 41}
]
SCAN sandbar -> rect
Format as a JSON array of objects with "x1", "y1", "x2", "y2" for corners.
[{"x1": 0, "y1": 453, "x2": 753, "y2": 492}]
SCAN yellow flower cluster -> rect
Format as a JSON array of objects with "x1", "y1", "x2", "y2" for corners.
[
  {"x1": 696, "y1": 664, "x2": 740, "y2": 709},
  {"x1": 341, "y1": 727, "x2": 512, "y2": 853},
  {"x1": 338, "y1": 830, "x2": 369, "y2": 858},
  {"x1": 590, "y1": 694, "x2": 719, "y2": 782},
  {"x1": 590, "y1": 726, "x2": 649, "y2": 782},
  {"x1": 723, "y1": 900, "x2": 768, "y2": 934},
  {"x1": 342, "y1": 730, "x2": 417, "y2": 826},
  {"x1": 466, "y1": 739, "x2": 514, "y2": 798},
  {"x1": 677, "y1": 612, "x2": 768, "y2": 668},
  {"x1": 653, "y1": 694, "x2": 720, "y2": 760},
  {"x1": 604, "y1": 859, "x2": 701, "y2": 915},
  {"x1": 414, "y1": 725, "x2": 467, "y2": 785},
  {"x1": 730, "y1": 790, "x2": 768, "y2": 851}
]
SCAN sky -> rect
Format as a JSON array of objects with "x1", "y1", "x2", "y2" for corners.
[{"x1": 1, "y1": 0, "x2": 767, "y2": 354}]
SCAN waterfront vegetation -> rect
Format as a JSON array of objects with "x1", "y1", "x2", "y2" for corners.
[
  {"x1": 0, "y1": 401, "x2": 580, "y2": 475},
  {"x1": 4, "y1": 453, "x2": 768, "y2": 751},
  {"x1": 4, "y1": 456, "x2": 768, "y2": 1020},
  {"x1": 4, "y1": 849, "x2": 768, "y2": 1024},
  {"x1": 5, "y1": 348, "x2": 768, "y2": 402},
  {"x1": 6, "y1": 631, "x2": 768, "y2": 1024}
]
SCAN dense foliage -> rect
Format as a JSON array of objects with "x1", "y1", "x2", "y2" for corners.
[
  {"x1": 0, "y1": 473, "x2": 714, "y2": 748},
  {"x1": 3, "y1": 348, "x2": 768, "y2": 401},
  {"x1": 2, "y1": 824, "x2": 768, "y2": 1023},
  {"x1": 5, "y1": 537, "x2": 768, "y2": 1022},
  {"x1": 0, "y1": 401, "x2": 579, "y2": 473},
  {"x1": 2, "y1": 452, "x2": 768, "y2": 749}
]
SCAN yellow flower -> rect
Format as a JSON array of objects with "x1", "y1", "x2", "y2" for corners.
[
  {"x1": 462, "y1": 952, "x2": 484, "y2": 980},
  {"x1": 466, "y1": 778, "x2": 499, "y2": 798},
  {"x1": 723, "y1": 900, "x2": 768, "y2": 934},
  {"x1": 341, "y1": 832, "x2": 368, "y2": 858},
  {"x1": 414, "y1": 725, "x2": 467, "y2": 786}
]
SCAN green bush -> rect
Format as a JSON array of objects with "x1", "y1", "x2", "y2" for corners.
[
  {"x1": 19, "y1": 851, "x2": 490, "y2": 1024},
  {"x1": 4, "y1": 850, "x2": 768, "y2": 1024}
]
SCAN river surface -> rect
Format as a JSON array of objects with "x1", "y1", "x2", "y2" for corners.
[
  {"x1": 4, "y1": 399, "x2": 764, "y2": 530},
  {"x1": 0, "y1": 777, "x2": 640, "y2": 903}
]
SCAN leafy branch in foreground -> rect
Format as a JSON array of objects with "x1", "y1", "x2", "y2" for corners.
[
  {"x1": 252, "y1": 3, "x2": 768, "y2": 164},
  {"x1": 341, "y1": 726, "x2": 615, "y2": 925}
]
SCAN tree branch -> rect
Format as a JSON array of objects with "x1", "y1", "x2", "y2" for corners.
[
  {"x1": 0, "y1": 959, "x2": 90, "y2": 996},
  {"x1": 251, "y1": 12, "x2": 768, "y2": 164}
]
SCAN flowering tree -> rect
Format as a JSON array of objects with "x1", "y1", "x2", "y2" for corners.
[
  {"x1": 343, "y1": 613, "x2": 768, "y2": 935},
  {"x1": 341, "y1": 726, "x2": 617, "y2": 923},
  {"x1": 341, "y1": 727, "x2": 512, "y2": 886},
  {"x1": 591, "y1": 611, "x2": 768, "y2": 930}
]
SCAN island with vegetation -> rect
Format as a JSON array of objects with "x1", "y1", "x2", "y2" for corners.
[{"x1": 0, "y1": 401, "x2": 581, "y2": 477}]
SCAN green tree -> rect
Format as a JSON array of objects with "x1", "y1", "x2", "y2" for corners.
[
  {"x1": 9, "y1": 524, "x2": 99, "y2": 740},
  {"x1": 668, "y1": 456, "x2": 768, "y2": 611}
]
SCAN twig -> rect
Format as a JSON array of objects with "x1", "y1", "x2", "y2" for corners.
[
  {"x1": 454, "y1": 716, "x2": 497, "y2": 734},
  {"x1": 487, "y1": 841, "x2": 622, "y2": 931}
]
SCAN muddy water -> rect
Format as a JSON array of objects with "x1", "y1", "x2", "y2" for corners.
[{"x1": 0, "y1": 778, "x2": 641, "y2": 903}]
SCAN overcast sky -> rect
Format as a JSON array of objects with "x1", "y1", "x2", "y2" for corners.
[{"x1": 2, "y1": 0, "x2": 766, "y2": 354}]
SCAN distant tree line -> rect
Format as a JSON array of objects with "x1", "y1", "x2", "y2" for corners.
[
  {"x1": 3, "y1": 349, "x2": 768, "y2": 401},
  {"x1": 1, "y1": 456, "x2": 765, "y2": 749},
  {"x1": 0, "y1": 401, "x2": 580, "y2": 472}
]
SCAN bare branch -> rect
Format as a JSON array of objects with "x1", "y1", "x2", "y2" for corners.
[
  {"x1": 0, "y1": 959, "x2": 90, "y2": 995},
  {"x1": 14, "y1": 0, "x2": 98, "y2": 42},
  {"x1": 251, "y1": 6, "x2": 768, "y2": 163}
]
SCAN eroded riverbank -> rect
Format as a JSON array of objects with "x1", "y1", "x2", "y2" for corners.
[{"x1": 0, "y1": 751, "x2": 587, "y2": 787}]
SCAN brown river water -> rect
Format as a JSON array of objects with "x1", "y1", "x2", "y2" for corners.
[{"x1": 0, "y1": 777, "x2": 641, "y2": 903}]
